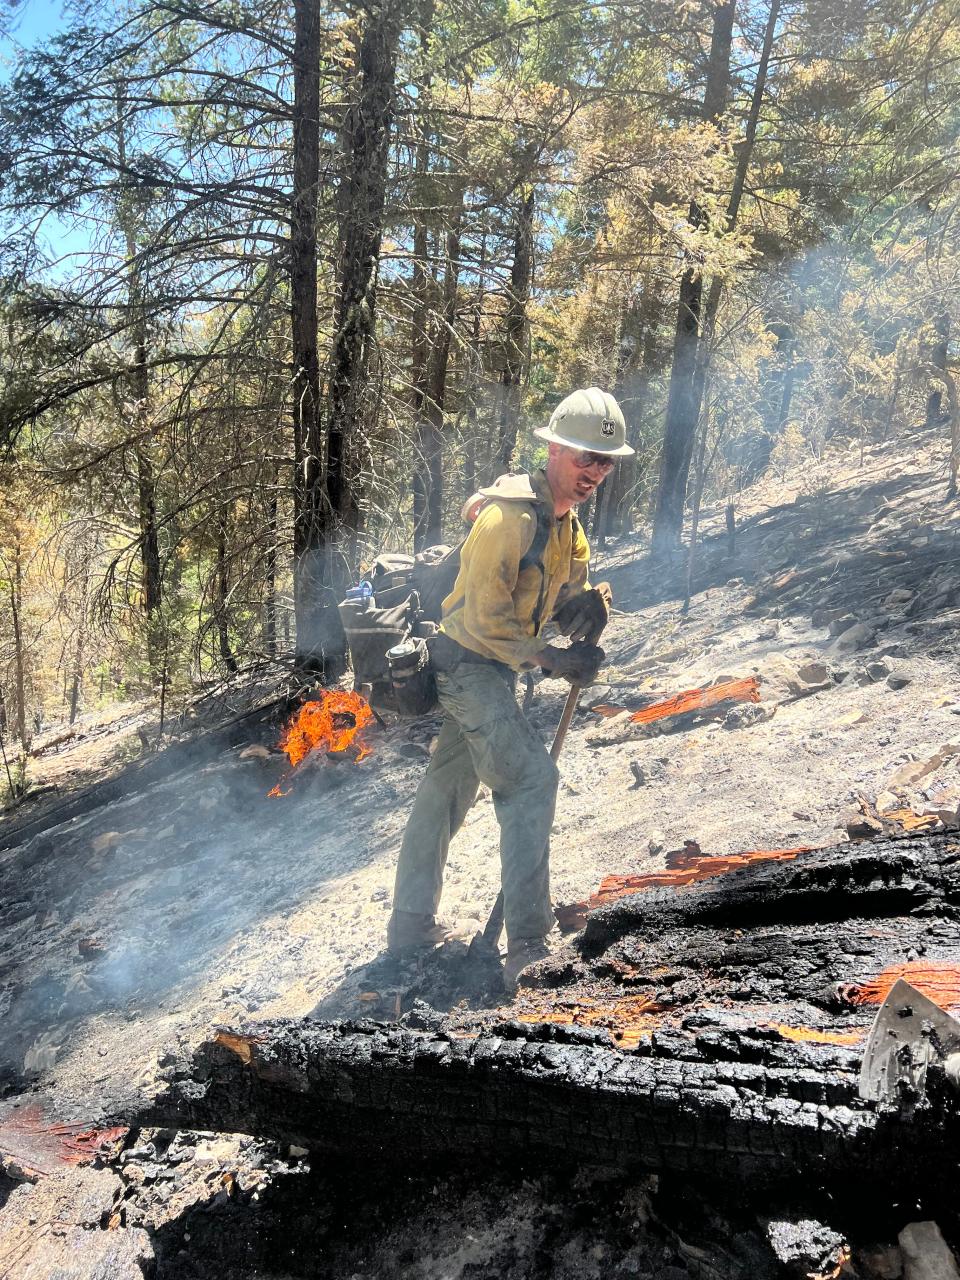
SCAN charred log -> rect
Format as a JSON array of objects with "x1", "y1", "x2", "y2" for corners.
[
  {"x1": 139, "y1": 1012, "x2": 960, "y2": 1205},
  {"x1": 131, "y1": 833, "x2": 960, "y2": 1214},
  {"x1": 578, "y1": 832, "x2": 960, "y2": 956}
]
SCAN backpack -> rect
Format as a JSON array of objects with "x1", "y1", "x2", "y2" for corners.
[{"x1": 338, "y1": 476, "x2": 553, "y2": 707}]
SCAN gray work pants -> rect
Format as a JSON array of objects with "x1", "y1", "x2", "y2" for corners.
[{"x1": 393, "y1": 661, "x2": 559, "y2": 943}]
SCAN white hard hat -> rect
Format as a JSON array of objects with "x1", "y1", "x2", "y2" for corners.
[{"x1": 534, "y1": 387, "x2": 634, "y2": 456}]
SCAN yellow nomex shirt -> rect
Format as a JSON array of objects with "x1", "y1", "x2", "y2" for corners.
[{"x1": 440, "y1": 469, "x2": 590, "y2": 671}]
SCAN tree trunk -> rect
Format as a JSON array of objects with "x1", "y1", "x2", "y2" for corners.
[
  {"x1": 142, "y1": 833, "x2": 960, "y2": 1200},
  {"x1": 290, "y1": 0, "x2": 327, "y2": 674},
  {"x1": 216, "y1": 510, "x2": 238, "y2": 674},
  {"x1": 68, "y1": 558, "x2": 90, "y2": 725},
  {"x1": 926, "y1": 312, "x2": 949, "y2": 428},
  {"x1": 312, "y1": 0, "x2": 404, "y2": 673},
  {"x1": 492, "y1": 189, "x2": 535, "y2": 479},
  {"x1": 614, "y1": 274, "x2": 661, "y2": 535},
  {"x1": 462, "y1": 230, "x2": 487, "y2": 499},
  {"x1": 409, "y1": 120, "x2": 433, "y2": 550},
  {"x1": 650, "y1": 1, "x2": 738, "y2": 557},
  {"x1": 689, "y1": 0, "x2": 782, "y2": 429},
  {"x1": 9, "y1": 541, "x2": 30, "y2": 757},
  {"x1": 419, "y1": 196, "x2": 464, "y2": 547},
  {"x1": 682, "y1": 401, "x2": 711, "y2": 613},
  {"x1": 114, "y1": 84, "x2": 163, "y2": 676},
  {"x1": 264, "y1": 486, "x2": 278, "y2": 658}
]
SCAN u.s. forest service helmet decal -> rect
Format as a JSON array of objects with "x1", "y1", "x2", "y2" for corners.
[{"x1": 600, "y1": 418, "x2": 617, "y2": 436}]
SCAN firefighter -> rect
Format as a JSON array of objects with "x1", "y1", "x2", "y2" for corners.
[{"x1": 387, "y1": 388, "x2": 634, "y2": 990}]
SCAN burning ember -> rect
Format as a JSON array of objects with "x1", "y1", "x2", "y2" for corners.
[
  {"x1": 268, "y1": 690, "x2": 374, "y2": 797},
  {"x1": 556, "y1": 842, "x2": 817, "y2": 930},
  {"x1": 0, "y1": 1103, "x2": 127, "y2": 1179},
  {"x1": 843, "y1": 962, "x2": 960, "y2": 1011},
  {"x1": 591, "y1": 676, "x2": 761, "y2": 726},
  {"x1": 768, "y1": 1024, "x2": 863, "y2": 1047},
  {"x1": 592, "y1": 843, "x2": 814, "y2": 896},
  {"x1": 515, "y1": 993, "x2": 661, "y2": 1049}
]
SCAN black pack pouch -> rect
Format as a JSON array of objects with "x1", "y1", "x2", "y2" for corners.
[
  {"x1": 386, "y1": 635, "x2": 438, "y2": 715},
  {"x1": 338, "y1": 595, "x2": 412, "y2": 687}
]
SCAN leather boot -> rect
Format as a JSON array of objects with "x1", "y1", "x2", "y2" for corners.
[
  {"x1": 503, "y1": 936, "x2": 552, "y2": 995},
  {"x1": 386, "y1": 909, "x2": 453, "y2": 955}
]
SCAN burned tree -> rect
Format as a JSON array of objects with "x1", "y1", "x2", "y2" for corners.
[
  {"x1": 491, "y1": 189, "x2": 535, "y2": 479},
  {"x1": 651, "y1": 0, "x2": 737, "y2": 557},
  {"x1": 295, "y1": 0, "x2": 405, "y2": 677}
]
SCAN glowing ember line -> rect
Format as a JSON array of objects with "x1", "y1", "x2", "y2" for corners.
[
  {"x1": 514, "y1": 994, "x2": 661, "y2": 1049},
  {"x1": 769, "y1": 1024, "x2": 863, "y2": 1047},
  {"x1": 844, "y1": 962, "x2": 960, "y2": 1010},
  {"x1": 590, "y1": 846, "x2": 814, "y2": 903}
]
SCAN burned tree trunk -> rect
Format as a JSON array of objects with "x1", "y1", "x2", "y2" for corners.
[
  {"x1": 142, "y1": 1006, "x2": 956, "y2": 1203},
  {"x1": 491, "y1": 189, "x2": 535, "y2": 479},
  {"x1": 290, "y1": 0, "x2": 328, "y2": 675},
  {"x1": 651, "y1": 0, "x2": 737, "y2": 557},
  {"x1": 320, "y1": 0, "x2": 404, "y2": 638}
]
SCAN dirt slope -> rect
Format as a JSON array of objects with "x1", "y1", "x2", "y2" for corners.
[{"x1": 2, "y1": 425, "x2": 960, "y2": 1275}]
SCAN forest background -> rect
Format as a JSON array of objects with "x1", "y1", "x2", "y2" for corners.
[{"x1": 0, "y1": 0, "x2": 957, "y2": 794}]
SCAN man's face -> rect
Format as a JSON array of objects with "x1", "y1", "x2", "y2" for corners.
[{"x1": 548, "y1": 443, "x2": 616, "y2": 505}]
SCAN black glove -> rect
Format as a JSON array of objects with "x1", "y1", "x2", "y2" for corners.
[
  {"x1": 537, "y1": 641, "x2": 606, "y2": 685},
  {"x1": 552, "y1": 583, "x2": 612, "y2": 644}
]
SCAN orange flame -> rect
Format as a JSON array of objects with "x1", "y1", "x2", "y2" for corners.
[
  {"x1": 268, "y1": 690, "x2": 374, "y2": 796},
  {"x1": 844, "y1": 962, "x2": 960, "y2": 1010}
]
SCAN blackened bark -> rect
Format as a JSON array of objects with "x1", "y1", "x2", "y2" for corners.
[
  {"x1": 290, "y1": 0, "x2": 326, "y2": 673},
  {"x1": 492, "y1": 190, "x2": 535, "y2": 478},
  {"x1": 264, "y1": 487, "x2": 278, "y2": 658},
  {"x1": 323, "y1": 0, "x2": 404, "y2": 565},
  {"x1": 651, "y1": 1, "x2": 737, "y2": 557},
  {"x1": 926, "y1": 312, "x2": 949, "y2": 427},
  {"x1": 142, "y1": 1001, "x2": 957, "y2": 1200},
  {"x1": 216, "y1": 511, "x2": 238, "y2": 674},
  {"x1": 418, "y1": 200, "x2": 463, "y2": 548}
]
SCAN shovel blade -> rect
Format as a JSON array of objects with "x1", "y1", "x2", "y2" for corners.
[{"x1": 858, "y1": 978, "x2": 960, "y2": 1104}]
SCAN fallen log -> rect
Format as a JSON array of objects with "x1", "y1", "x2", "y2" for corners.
[
  {"x1": 130, "y1": 833, "x2": 960, "y2": 1221},
  {"x1": 139, "y1": 1014, "x2": 960, "y2": 1204}
]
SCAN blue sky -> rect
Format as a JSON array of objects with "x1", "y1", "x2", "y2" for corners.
[{"x1": 1, "y1": 0, "x2": 64, "y2": 76}]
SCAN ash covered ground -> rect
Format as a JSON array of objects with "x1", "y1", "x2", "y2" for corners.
[{"x1": 3, "y1": 425, "x2": 960, "y2": 1276}]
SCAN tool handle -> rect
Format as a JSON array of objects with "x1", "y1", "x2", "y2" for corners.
[
  {"x1": 550, "y1": 684, "x2": 583, "y2": 762},
  {"x1": 481, "y1": 891, "x2": 505, "y2": 947}
]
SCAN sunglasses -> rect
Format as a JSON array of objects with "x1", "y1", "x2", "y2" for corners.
[{"x1": 570, "y1": 449, "x2": 616, "y2": 472}]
